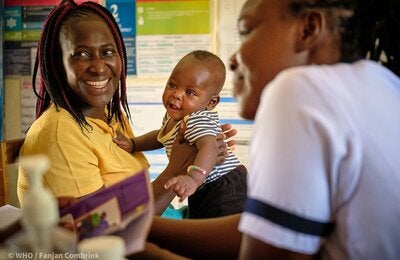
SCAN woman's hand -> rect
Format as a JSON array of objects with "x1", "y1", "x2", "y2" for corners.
[
  {"x1": 221, "y1": 123, "x2": 237, "y2": 147},
  {"x1": 57, "y1": 196, "x2": 79, "y2": 210},
  {"x1": 216, "y1": 124, "x2": 237, "y2": 164}
]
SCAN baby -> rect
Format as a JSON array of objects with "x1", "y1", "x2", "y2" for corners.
[{"x1": 114, "y1": 50, "x2": 247, "y2": 218}]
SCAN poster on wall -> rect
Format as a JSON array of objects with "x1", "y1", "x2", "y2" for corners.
[
  {"x1": 215, "y1": 0, "x2": 246, "y2": 99},
  {"x1": 135, "y1": 0, "x2": 211, "y2": 76},
  {"x1": 106, "y1": 0, "x2": 137, "y2": 75}
]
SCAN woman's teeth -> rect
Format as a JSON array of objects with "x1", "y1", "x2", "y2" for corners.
[{"x1": 85, "y1": 79, "x2": 109, "y2": 88}]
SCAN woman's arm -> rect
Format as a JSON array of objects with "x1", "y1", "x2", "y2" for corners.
[
  {"x1": 148, "y1": 214, "x2": 242, "y2": 259},
  {"x1": 239, "y1": 234, "x2": 314, "y2": 260}
]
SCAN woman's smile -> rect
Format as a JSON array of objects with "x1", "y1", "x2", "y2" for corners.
[{"x1": 84, "y1": 79, "x2": 110, "y2": 89}]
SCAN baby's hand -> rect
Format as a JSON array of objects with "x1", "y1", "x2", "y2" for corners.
[
  {"x1": 113, "y1": 130, "x2": 134, "y2": 153},
  {"x1": 164, "y1": 175, "x2": 198, "y2": 202}
]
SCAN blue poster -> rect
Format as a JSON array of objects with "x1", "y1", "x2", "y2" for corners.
[
  {"x1": 106, "y1": 0, "x2": 136, "y2": 38},
  {"x1": 106, "y1": 0, "x2": 137, "y2": 75},
  {"x1": 124, "y1": 37, "x2": 137, "y2": 75},
  {"x1": 3, "y1": 5, "x2": 23, "y2": 41}
]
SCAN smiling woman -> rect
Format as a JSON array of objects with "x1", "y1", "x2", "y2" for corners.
[
  {"x1": 16, "y1": 0, "x2": 235, "y2": 216},
  {"x1": 60, "y1": 14, "x2": 122, "y2": 119},
  {"x1": 17, "y1": 0, "x2": 143, "y2": 203}
]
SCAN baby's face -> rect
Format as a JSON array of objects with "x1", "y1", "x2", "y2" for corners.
[{"x1": 162, "y1": 59, "x2": 220, "y2": 121}]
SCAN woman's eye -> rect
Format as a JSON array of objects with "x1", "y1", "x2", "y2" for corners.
[
  {"x1": 104, "y1": 49, "x2": 116, "y2": 56},
  {"x1": 238, "y1": 28, "x2": 251, "y2": 36},
  {"x1": 238, "y1": 25, "x2": 252, "y2": 37},
  {"x1": 237, "y1": 20, "x2": 253, "y2": 37},
  {"x1": 73, "y1": 51, "x2": 89, "y2": 58}
]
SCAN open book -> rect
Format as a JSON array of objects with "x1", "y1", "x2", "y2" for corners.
[{"x1": 59, "y1": 169, "x2": 154, "y2": 254}]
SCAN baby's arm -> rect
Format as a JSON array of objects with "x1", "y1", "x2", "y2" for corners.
[
  {"x1": 114, "y1": 130, "x2": 162, "y2": 152},
  {"x1": 134, "y1": 130, "x2": 163, "y2": 151},
  {"x1": 164, "y1": 135, "x2": 218, "y2": 201}
]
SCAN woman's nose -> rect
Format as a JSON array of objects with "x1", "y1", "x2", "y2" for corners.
[
  {"x1": 88, "y1": 56, "x2": 106, "y2": 74},
  {"x1": 229, "y1": 52, "x2": 238, "y2": 71}
]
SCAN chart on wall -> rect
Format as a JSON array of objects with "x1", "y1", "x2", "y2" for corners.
[{"x1": 135, "y1": 0, "x2": 212, "y2": 76}]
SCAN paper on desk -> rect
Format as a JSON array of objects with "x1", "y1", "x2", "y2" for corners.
[{"x1": 0, "y1": 205, "x2": 22, "y2": 231}]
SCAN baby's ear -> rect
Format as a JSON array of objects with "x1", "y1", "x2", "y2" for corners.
[{"x1": 206, "y1": 95, "x2": 220, "y2": 110}]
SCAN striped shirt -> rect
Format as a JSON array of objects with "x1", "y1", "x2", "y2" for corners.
[{"x1": 157, "y1": 109, "x2": 241, "y2": 185}]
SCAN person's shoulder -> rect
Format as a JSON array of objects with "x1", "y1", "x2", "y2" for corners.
[
  {"x1": 30, "y1": 105, "x2": 81, "y2": 133},
  {"x1": 265, "y1": 65, "x2": 320, "y2": 98},
  {"x1": 269, "y1": 61, "x2": 373, "y2": 95},
  {"x1": 273, "y1": 63, "x2": 340, "y2": 85}
]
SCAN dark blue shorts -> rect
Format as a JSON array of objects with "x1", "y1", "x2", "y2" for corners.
[{"x1": 188, "y1": 165, "x2": 247, "y2": 219}]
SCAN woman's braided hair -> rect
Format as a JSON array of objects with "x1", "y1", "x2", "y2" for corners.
[
  {"x1": 289, "y1": 0, "x2": 400, "y2": 76},
  {"x1": 33, "y1": 0, "x2": 130, "y2": 130}
]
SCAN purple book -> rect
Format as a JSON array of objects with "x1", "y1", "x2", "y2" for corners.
[{"x1": 59, "y1": 170, "x2": 151, "y2": 240}]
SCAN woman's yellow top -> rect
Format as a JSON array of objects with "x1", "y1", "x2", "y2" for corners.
[{"x1": 18, "y1": 104, "x2": 149, "y2": 201}]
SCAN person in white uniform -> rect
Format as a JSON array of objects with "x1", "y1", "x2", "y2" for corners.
[{"x1": 134, "y1": 0, "x2": 400, "y2": 259}]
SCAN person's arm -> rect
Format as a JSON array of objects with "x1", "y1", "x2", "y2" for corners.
[
  {"x1": 163, "y1": 135, "x2": 217, "y2": 201},
  {"x1": 133, "y1": 130, "x2": 163, "y2": 152},
  {"x1": 239, "y1": 235, "x2": 314, "y2": 260},
  {"x1": 148, "y1": 214, "x2": 242, "y2": 259},
  {"x1": 192, "y1": 135, "x2": 218, "y2": 174},
  {"x1": 127, "y1": 242, "x2": 188, "y2": 260}
]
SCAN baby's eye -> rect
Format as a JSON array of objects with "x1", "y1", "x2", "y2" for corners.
[
  {"x1": 186, "y1": 89, "x2": 196, "y2": 96},
  {"x1": 167, "y1": 82, "x2": 176, "y2": 89}
]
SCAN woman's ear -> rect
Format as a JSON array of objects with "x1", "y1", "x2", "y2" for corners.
[
  {"x1": 206, "y1": 95, "x2": 220, "y2": 110},
  {"x1": 295, "y1": 10, "x2": 323, "y2": 52}
]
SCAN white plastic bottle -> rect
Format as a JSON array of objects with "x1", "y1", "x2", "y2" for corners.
[{"x1": 19, "y1": 154, "x2": 59, "y2": 254}]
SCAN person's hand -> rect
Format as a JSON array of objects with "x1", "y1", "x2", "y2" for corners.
[
  {"x1": 113, "y1": 130, "x2": 134, "y2": 153},
  {"x1": 164, "y1": 175, "x2": 198, "y2": 202},
  {"x1": 216, "y1": 124, "x2": 237, "y2": 164},
  {"x1": 221, "y1": 123, "x2": 237, "y2": 148},
  {"x1": 57, "y1": 196, "x2": 79, "y2": 210}
]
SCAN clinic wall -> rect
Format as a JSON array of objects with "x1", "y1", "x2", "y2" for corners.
[{"x1": 1, "y1": 0, "x2": 251, "y2": 174}]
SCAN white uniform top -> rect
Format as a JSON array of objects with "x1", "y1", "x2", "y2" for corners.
[{"x1": 239, "y1": 60, "x2": 400, "y2": 259}]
